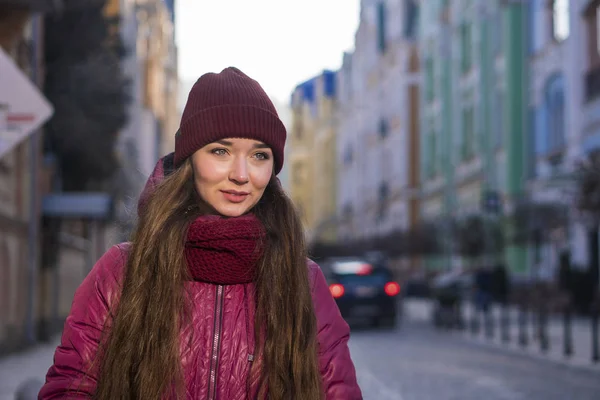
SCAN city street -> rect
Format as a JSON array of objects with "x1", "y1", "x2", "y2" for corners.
[
  {"x1": 2, "y1": 307, "x2": 600, "y2": 400},
  {"x1": 350, "y1": 320, "x2": 600, "y2": 400}
]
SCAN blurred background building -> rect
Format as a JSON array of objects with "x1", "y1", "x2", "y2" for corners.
[
  {"x1": 289, "y1": 70, "x2": 338, "y2": 242},
  {"x1": 334, "y1": 0, "x2": 420, "y2": 244},
  {"x1": 0, "y1": 0, "x2": 56, "y2": 353},
  {"x1": 2, "y1": 0, "x2": 600, "y2": 360},
  {"x1": 292, "y1": 0, "x2": 600, "y2": 309},
  {"x1": 114, "y1": 0, "x2": 180, "y2": 240},
  {"x1": 0, "y1": 0, "x2": 179, "y2": 352}
]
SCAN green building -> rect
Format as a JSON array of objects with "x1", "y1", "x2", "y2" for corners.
[{"x1": 418, "y1": 0, "x2": 528, "y2": 274}]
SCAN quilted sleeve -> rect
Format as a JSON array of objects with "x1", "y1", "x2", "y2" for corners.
[
  {"x1": 309, "y1": 260, "x2": 363, "y2": 399},
  {"x1": 38, "y1": 244, "x2": 127, "y2": 399}
]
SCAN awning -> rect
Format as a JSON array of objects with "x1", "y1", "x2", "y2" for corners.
[
  {"x1": 0, "y1": 47, "x2": 53, "y2": 159},
  {"x1": 42, "y1": 192, "x2": 114, "y2": 220}
]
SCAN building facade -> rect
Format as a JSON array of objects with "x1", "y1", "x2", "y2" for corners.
[
  {"x1": 525, "y1": 0, "x2": 576, "y2": 278},
  {"x1": 0, "y1": 2, "x2": 56, "y2": 351},
  {"x1": 272, "y1": 99, "x2": 292, "y2": 193},
  {"x1": 289, "y1": 71, "x2": 338, "y2": 241},
  {"x1": 290, "y1": 79, "x2": 316, "y2": 233},
  {"x1": 564, "y1": 0, "x2": 600, "y2": 276},
  {"x1": 312, "y1": 71, "x2": 338, "y2": 242},
  {"x1": 417, "y1": 0, "x2": 531, "y2": 272},
  {"x1": 336, "y1": 0, "x2": 420, "y2": 240},
  {"x1": 114, "y1": 0, "x2": 179, "y2": 238}
]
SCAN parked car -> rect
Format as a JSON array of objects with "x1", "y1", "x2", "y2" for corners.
[{"x1": 321, "y1": 257, "x2": 402, "y2": 328}]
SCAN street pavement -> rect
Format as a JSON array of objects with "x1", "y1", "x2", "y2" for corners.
[
  {"x1": 404, "y1": 298, "x2": 599, "y2": 369},
  {"x1": 1, "y1": 300, "x2": 599, "y2": 399},
  {"x1": 350, "y1": 321, "x2": 600, "y2": 400},
  {"x1": 0, "y1": 337, "x2": 56, "y2": 400}
]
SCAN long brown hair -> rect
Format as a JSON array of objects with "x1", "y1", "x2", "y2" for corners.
[{"x1": 94, "y1": 160, "x2": 322, "y2": 399}]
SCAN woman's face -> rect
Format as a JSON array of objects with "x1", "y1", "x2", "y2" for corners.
[{"x1": 191, "y1": 138, "x2": 274, "y2": 217}]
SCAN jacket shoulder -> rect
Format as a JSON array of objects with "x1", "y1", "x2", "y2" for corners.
[
  {"x1": 82, "y1": 242, "x2": 130, "y2": 301},
  {"x1": 306, "y1": 258, "x2": 323, "y2": 291},
  {"x1": 96, "y1": 242, "x2": 130, "y2": 278}
]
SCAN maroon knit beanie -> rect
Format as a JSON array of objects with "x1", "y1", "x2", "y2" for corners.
[{"x1": 175, "y1": 67, "x2": 286, "y2": 174}]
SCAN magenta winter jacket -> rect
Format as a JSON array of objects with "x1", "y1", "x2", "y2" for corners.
[{"x1": 39, "y1": 156, "x2": 362, "y2": 399}]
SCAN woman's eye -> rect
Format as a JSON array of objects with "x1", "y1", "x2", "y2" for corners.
[
  {"x1": 211, "y1": 148, "x2": 227, "y2": 156},
  {"x1": 254, "y1": 152, "x2": 270, "y2": 160}
]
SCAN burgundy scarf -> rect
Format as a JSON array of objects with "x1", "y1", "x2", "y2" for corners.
[{"x1": 185, "y1": 214, "x2": 266, "y2": 284}]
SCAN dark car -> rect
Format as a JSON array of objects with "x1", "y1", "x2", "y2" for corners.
[{"x1": 321, "y1": 257, "x2": 401, "y2": 328}]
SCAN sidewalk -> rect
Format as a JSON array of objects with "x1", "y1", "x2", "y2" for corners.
[
  {"x1": 404, "y1": 298, "x2": 600, "y2": 373},
  {"x1": 0, "y1": 336, "x2": 59, "y2": 400}
]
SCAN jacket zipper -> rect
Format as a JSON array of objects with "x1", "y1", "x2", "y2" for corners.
[{"x1": 207, "y1": 285, "x2": 225, "y2": 400}]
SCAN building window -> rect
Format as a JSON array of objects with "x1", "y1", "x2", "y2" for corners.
[
  {"x1": 460, "y1": 22, "x2": 473, "y2": 74},
  {"x1": 404, "y1": 0, "x2": 418, "y2": 39},
  {"x1": 343, "y1": 203, "x2": 353, "y2": 217},
  {"x1": 527, "y1": 106, "x2": 537, "y2": 179},
  {"x1": 491, "y1": 11, "x2": 503, "y2": 56},
  {"x1": 596, "y1": 6, "x2": 600, "y2": 55},
  {"x1": 461, "y1": 105, "x2": 475, "y2": 160},
  {"x1": 429, "y1": 130, "x2": 438, "y2": 177},
  {"x1": 425, "y1": 133, "x2": 432, "y2": 178},
  {"x1": 493, "y1": 89, "x2": 504, "y2": 149},
  {"x1": 377, "y1": 181, "x2": 389, "y2": 220},
  {"x1": 343, "y1": 143, "x2": 354, "y2": 165},
  {"x1": 378, "y1": 118, "x2": 389, "y2": 139},
  {"x1": 293, "y1": 118, "x2": 303, "y2": 140},
  {"x1": 545, "y1": 74, "x2": 566, "y2": 153},
  {"x1": 423, "y1": 116, "x2": 437, "y2": 179},
  {"x1": 552, "y1": 0, "x2": 569, "y2": 42},
  {"x1": 584, "y1": 3, "x2": 600, "y2": 101},
  {"x1": 377, "y1": 2, "x2": 387, "y2": 54},
  {"x1": 528, "y1": 0, "x2": 546, "y2": 54},
  {"x1": 425, "y1": 57, "x2": 434, "y2": 101},
  {"x1": 293, "y1": 164, "x2": 304, "y2": 185}
]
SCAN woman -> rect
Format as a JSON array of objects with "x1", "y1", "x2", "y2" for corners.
[{"x1": 39, "y1": 67, "x2": 362, "y2": 399}]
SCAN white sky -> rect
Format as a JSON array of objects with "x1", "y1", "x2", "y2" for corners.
[{"x1": 175, "y1": 0, "x2": 361, "y2": 105}]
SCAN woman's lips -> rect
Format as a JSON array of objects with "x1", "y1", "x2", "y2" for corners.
[{"x1": 221, "y1": 190, "x2": 249, "y2": 203}]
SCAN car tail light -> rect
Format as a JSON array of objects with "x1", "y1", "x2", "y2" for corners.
[
  {"x1": 356, "y1": 263, "x2": 373, "y2": 275},
  {"x1": 384, "y1": 282, "x2": 401, "y2": 296},
  {"x1": 329, "y1": 283, "x2": 345, "y2": 298}
]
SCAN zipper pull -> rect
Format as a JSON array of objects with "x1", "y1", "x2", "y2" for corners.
[{"x1": 248, "y1": 354, "x2": 254, "y2": 362}]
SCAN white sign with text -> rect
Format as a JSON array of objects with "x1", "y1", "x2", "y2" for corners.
[{"x1": 0, "y1": 47, "x2": 53, "y2": 158}]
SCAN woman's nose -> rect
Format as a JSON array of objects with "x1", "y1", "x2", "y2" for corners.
[{"x1": 229, "y1": 157, "x2": 249, "y2": 184}]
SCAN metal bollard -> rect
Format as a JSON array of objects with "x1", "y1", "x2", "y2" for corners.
[
  {"x1": 563, "y1": 305, "x2": 573, "y2": 358},
  {"x1": 518, "y1": 303, "x2": 528, "y2": 348},
  {"x1": 592, "y1": 300, "x2": 599, "y2": 363},
  {"x1": 485, "y1": 308, "x2": 494, "y2": 340},
  {"x1": 538, "y1": 305, "x2": 549, "y2": 353},
  {"x1": 501, "y1": 304, "x2": 510, "y2": 343},
  {"x1": 470, "y1": 304, "x2": 480, "y2": 336}
]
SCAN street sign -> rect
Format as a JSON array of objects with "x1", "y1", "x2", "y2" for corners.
[
  {"x1": 481, "y1": 190, "x2": 503, "y2": 214},
  {"x1": 0, "y1": 47, "x2": 53, "y2": 159}
]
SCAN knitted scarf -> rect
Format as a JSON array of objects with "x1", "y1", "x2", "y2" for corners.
[{"x1": 185, "y1": 214, "x2": 266, "y2": 284}]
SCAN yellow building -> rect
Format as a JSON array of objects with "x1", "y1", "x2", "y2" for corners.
[
  {"x1": 137, "y1": 0, "x2": 180, "y2": 154},
  {"x1": 109, "y1": 0, "x2": 179, "y2": 240},
  {"x1": 289, "y1": 82, "x2": 315, "y2": 232},
  {"x1": 107, "y1": 0, "x2": 179, "y2": 173},
  {"x1": 289, "y1": 71, "x2": 338, "y2": 242}
]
